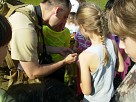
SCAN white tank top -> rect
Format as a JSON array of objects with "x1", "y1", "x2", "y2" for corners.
[{"x1": 83, "y1": 38, "x2": 116, "y2": 102}]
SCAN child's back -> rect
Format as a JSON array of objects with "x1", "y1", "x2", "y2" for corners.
[{"x1": 83, "y1": 38, "x2": 116, "y2": 102}]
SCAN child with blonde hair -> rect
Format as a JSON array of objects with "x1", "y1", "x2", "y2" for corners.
[
  {"x1": 108, "y1": 0, "x2": 136, "y2": 101},
  {"x1": 105, "y1": 0, "x2": 131, "y2": 90},
  {"x1": 76, "y1": 3, "x2": 124, "y2": 102}
]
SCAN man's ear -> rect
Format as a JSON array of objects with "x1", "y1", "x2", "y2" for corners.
[{"x1": 54, "y1": 7, "x2": 63, "y2": 16}]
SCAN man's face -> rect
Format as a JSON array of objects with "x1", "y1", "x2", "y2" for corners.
[
  {"x1": 48, "y1": 8, "x2": 70, "y2": 31},
  {"x1": 119, "y1": 36, "x2": 136, "y2": 62}
]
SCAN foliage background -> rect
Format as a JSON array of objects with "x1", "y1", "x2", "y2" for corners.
[{"x1": 20, "y1": 0, "x2": 108, "y2": 9}]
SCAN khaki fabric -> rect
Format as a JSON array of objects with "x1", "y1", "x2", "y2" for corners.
[
  {"x1": 9, "y1": 5, "x2": 38, "y2": 61},
  {"x1": 0, "y1": 4, "x2": 41, "y2": 90},
  {"x1": 0, "y1": 66, "x2": 9, "y2": 90}
]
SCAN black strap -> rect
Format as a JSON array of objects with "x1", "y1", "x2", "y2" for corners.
[
  {"x1": 34, "y1": 6, "x2": 42, "y2": 26},
  {"x1": 34, "y1": 6, "x2": 47, "y2": 53}
]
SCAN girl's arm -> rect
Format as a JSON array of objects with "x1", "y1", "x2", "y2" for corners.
[
  {"x1": 112, "y1": 40, "x2": 124, "y2": 72},
  {"x1": 78, "y1": 52, "x2": 99, "y2": 95}
]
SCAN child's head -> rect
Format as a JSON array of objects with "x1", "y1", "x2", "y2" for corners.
[
  {"x1": 76, "y1": 3, "x2": 109, "y2": 66},
  {"x1": 0, "y1": 14, "x2": 12, "y2": 65},
  {"x1": 76, "y1": 3, "x2": 109, "y2": 40},
  {"x1": 108, "y1": 0, "x2": 136, "y2": 62},
  {"x1": 67, "y1": 12, "x2": 76, "y2": 24}
]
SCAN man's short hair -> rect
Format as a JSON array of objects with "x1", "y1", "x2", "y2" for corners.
[{"x1": 41, "y1": 0, "x2": 71, "y2": 9}]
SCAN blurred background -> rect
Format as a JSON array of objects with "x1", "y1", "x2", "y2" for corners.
[{"x1": 20, "y1": 0, "x2": 107, "y2": 10}]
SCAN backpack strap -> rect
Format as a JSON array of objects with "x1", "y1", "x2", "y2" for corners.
[
  {"x1": 4, "y1": 51, "x2": 18, "y2": 87},
  {"x1": 0, "y1": 1, "x2": 9, "y2": 15},
  {"x1": 16, "y1": 6, "x2": 49, "y2": 55},
  {"x1": 5, "y1": 6, "x2": 39, "y2": 70},
  {"x1": 2, "y1": 4, "x2": 43, "y2": 89},
  {"x1": 5, "y1": 51, "x2": 16, "y2": 71},
  {"x1": 5, "y1": 2, "x2": 28, "y2": 18},
  {"x1": 15, "y1": 6, "x2": 38, "y2": 26}
]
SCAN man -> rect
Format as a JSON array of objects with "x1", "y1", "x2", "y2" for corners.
[{"x1": 8, "y1": 0, "x2": 77, "y2": 81}]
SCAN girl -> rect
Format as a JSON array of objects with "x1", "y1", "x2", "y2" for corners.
[
  {"x1": 76, "y1": 3, "x2": 124, "y2": 102},
  {"x1": 108, "y1": 0, "x2": 136, "y2": 101}
]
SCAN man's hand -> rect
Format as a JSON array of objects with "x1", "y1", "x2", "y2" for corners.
[{"x1": 64, "y1": 53, "x2": 77, "y2": 64}]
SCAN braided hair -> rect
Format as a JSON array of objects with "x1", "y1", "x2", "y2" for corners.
[{"x1": 76, "y1": 3, "x2": 109, "y2": 66}]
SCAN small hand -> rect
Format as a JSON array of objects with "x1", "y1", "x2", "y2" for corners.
[
  {"x1": 46, "y1": 46, "x2": 73, "y2": 56},
  {"x1": 77, "y1": 48, "x2": 83, "y2": 54},
  {"x1": 73, "y1": 47, "x2": 82, "y2": 54},
  {"x1": 64, "y1": 53, "x2": 77, "y2": 64},
  {"x1": 59, "y1": 47, "x2": 74, "y2": 57}
]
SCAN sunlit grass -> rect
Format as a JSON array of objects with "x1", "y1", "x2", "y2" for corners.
[
  {"x1": 20, "y1": 0, "x2": 108, "y2": 9},
  {"x1": 86, "y1": 0, "x2": 108, "y2": 9},
  {"x1": 20, "y1": 0, "x2": 40, "y2": 5}
]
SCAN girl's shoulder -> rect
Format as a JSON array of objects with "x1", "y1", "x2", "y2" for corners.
[
  {"x1": 79, "y1": 49, "x2": 99, "y2": 62},
  {"x1": 79, "y1": 50, "x2": 100, "y2": 72}
]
